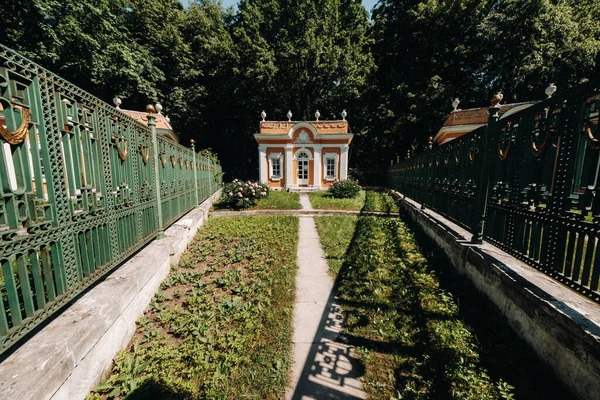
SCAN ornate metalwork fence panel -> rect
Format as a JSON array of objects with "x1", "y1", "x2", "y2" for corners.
[
  {"x1": 389, "y1": 87, "x2": 600, "y2": 303},
  {"x1": 0, "y1": 45, "x2": 222, "y2": 354},
  {"x1": 389, "y1": 126, "x2": 484, "y2": 231}
]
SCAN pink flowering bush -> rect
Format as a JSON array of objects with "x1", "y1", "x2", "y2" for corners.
[{"x1": 219, "y1": 179, "x2": 270, "y2": 209}]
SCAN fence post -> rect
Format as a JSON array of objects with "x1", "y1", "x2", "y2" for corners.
[
  {"x1": 209, "y1": 159, "x2": 213, "y2": 195},
  {"x1": 471, "y1": 100, "x2": 500, "y2": 244},
  {"x1": 147, "y1": 106, "x2": 164, "y2": 239},
  {"x1": 191, "y1": 139, "x2": 200, "y2": 206}
]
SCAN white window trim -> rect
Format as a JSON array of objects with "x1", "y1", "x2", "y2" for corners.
[
  {"x1": 269, "y1": 153, "x2": 282, "y2": 180},
  {"x1": 293, "y1": 147, "x2": 313, "y2": 160},
  {"x1": 323, "y1": 152, "x2": 339, "y2": 181}
]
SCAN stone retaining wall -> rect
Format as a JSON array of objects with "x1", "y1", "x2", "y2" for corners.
[{"x1": 390, "y1": 191, "x2": 600, "y2": 400}]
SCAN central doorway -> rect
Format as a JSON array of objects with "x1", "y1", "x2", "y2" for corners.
[{"x1": 297, "y1": 152, "x2": 309, "y2": 185}]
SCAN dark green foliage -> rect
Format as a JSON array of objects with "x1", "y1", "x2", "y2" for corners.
[
  {"x1": 329, "y1": 179, "x2": 361, "y2": 199},
  {"x1": 359, "y1": 0, "x2": 600, "y2": 184},
  {"x1": 2, "y1": 0, "x2": 598, "y2": 183}
]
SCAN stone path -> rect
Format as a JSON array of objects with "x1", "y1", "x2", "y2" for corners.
[{"x1": 286, "y1": 194, "x2": 366, "y2": 400}]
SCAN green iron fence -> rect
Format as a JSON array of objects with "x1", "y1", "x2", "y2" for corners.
[
  {"x1": 389, "y1": 85, "x2": 600, "y2": 303},
  {"x1": 0, "y1": 45, "x2": 222, "y2": 355}
]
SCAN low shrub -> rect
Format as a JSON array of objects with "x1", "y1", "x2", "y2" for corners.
[
  {"x1": 329, "y1": 179, "x2": 360, "y2": 199},
  {"x1": 220, "y1": 179, "x2": 269, "y2": 209}
]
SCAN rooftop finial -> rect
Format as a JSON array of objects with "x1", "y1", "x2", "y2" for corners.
[
  {"x1": 260, "y1": 110, "x2": 266, "y2": 122},
  {"x1": 287, "y1": 110, "x2": 292, "y2": 121},
  {"x1": 341, "y1": 109, "x2": 347, "y2": 121},
  {"x1": 545, "y1": 83, "x2": 557, "y2": 98},
  {"x1": 155, "y1": 103, "x2": 163, "y2": 115},
  {"x1": 315, "y1": 110, "x2": 321, "y2": 121},
  {"x1": 452, "y1": 98, "x2": 460, "y2": 111},
  {"x1": 113, "y1": 96, "x2": 122, "y2": 110}
]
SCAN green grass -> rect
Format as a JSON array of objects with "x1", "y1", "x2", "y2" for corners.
[
  {"x1": 308, "y1": 190, "x2": 366, "y2": 210},
  {"x1": 363, "y1": 190, "x2": 399, "y2": 213},
  {"x1": 88, "y1": 216, "x2": 298, "y2": 400},
  {"x1": 316, "y1": 215, "x2": 572, "y2": 400},
  {"x1": 309, "y1": 189, "x2": 399, "y2": 213},
  {"x1": 314, "y1": 216, "x2": 357, "y2": 275},
  {"x1": 251, "y1": 190, "x2": 301, "y2": 210},
  {"x1": 213, "y1": 190, "x2": 301, "y2": 211}
]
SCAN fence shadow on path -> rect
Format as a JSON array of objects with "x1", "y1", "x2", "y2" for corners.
[{"x1": 290, "y1": 288, "x2": 366, "y2": 400}]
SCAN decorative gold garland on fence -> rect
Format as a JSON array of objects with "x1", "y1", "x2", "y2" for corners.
[
  {"x1": 139, "y1": 144, "x2": 149, "y2": 164},
  {"x1": 113, "y1": 137, "x2": 128, "y2": 161},
  {"x1": 0, "y1": 106, "x2": 31, "y2": 145}
]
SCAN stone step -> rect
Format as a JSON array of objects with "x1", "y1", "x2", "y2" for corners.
[{"x1": 288, "y1": 187, "x2": 320, "y2": 193}]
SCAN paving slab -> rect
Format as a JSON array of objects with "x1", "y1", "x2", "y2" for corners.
[
  {"x1": 299, "y1": 193, "x2": 313, "y2": 210},
  {"x1": 287, "y1": 216, "x2": 365, "y2": 400}
]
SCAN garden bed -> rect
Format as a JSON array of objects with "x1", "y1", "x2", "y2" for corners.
[
  {"x1": 309, "y1": 189, "x2": 398, "y2": 212},
  {"x1": 314, "y1": 215, "x2": 572, "y2": 400},
  {"x1": 88, "y1": 216, "x2": 298, "y2": 400},
  {"x1": 213, "y1": 190, "x2": 301, "y2": 210}
]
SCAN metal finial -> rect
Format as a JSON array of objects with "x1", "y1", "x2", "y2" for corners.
[
  {"x1": 113, "y1": 96, "x2": 122, "y2": 109},
  {"x1": 452, "y1": 98, "x2": 460, "y2": 111},
  {"x1": 190, "y1": 139, "x2": 195, "y2": 147},
  {"x1": 155, "y1": 103, "x2": 163, "y2": 115},
  {"x1": 146, "y1": 104, "x2": 155, "y2": 114},
  {"x1": 491, "y1": 92, "x2": 503, "y2": 107},
  {"x1": 545, "y1": 83, "x2": 557, "y2": 98},
  {"x1": 260, "y1": 110, "x2": 266, "y2": 122},
  {"x1": 287, "y1": 110, "x2": 292, "y2": 121},
  {"x1": 315, "y1": 110, "x2": 320, "y2": 121},
  {"x1": 341, "y1": 109, "x2": 347, "y2": 121}
]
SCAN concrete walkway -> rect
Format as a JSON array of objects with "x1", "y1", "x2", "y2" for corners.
[{"x1": 286, "y1": 195, "x2": 366, "y2": 400}]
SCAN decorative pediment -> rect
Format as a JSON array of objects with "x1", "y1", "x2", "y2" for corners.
[{"x1": 294, "y1": 130, "x2": 313, "y2": 144}]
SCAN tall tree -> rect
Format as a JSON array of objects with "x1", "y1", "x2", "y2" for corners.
[
  {"x1": 0, "y1": 0, "x2": 164, "y2": 104},
  {"x1": 363, "y1": 0, "x2": 600, "y2": 183},
  {"x1": 224, "y1": 0, "x2": 374, "y2": 178}
]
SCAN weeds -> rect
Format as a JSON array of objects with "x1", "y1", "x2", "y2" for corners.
[
  {"x1": 315, "y1": 215, "x2": 572, "y2": 400},
  {"x1": 88, "y1": 216, "x2": 298, "y2": 400}
]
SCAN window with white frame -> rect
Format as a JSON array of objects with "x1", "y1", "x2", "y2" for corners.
[
  {"x1": 269, "y1": 153, "x2": 282, "y2": 179},
  {"x1": 323, "y1": 153, "x2": 338, "y2": 179}
]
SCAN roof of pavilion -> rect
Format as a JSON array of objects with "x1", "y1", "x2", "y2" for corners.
[
  {"x1": 119, "y1": 109, "x2": 173, "y2": 131},
  {"x1": 255, "y1": 120, "x2": 352, "y2": 143},
  {"x1": 434, "y1": 101, "x2": 537, "y2": 145},
  {"x1": 259, "y1": 120, "x2": 349, "y2": 134},
  {"x1": 119, "y1": 109, "x2": 179, "y2": 142}
]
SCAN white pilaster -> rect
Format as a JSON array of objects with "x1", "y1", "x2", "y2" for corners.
[
  {"x1": 259, "y1": 146, "x2": 267, "y2": 183},
  {"x1": 313, "y1": 148, "x2": 321, "y2": 188},
  {"x1": 340, "y1": 145, "x2": 349, "y2": 180},
  {"x1": 285, "y1": 146, "x2": 293, "y2": 189}
]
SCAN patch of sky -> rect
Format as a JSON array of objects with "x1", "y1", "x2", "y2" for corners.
[{"x1": 180, "y1": 0, "x2": 378, "y2": 15}]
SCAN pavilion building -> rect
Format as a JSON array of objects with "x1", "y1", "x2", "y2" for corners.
[{"x1": 254, "y1": 114, "x2": 353, "y2": 191}]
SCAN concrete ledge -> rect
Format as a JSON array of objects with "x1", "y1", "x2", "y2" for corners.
[
  {"x1": 210, "y1": 209, "x2": 396, "y2": 217},
  {"x1": 0, "y1": 190, "x2": 221, "y2": 400},
  {"x1": 389, "y1": 191, "x2": 600, "y2": 400}
]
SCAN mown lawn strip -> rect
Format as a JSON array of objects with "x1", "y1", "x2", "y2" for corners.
[
  {"x1": 251, "y1": 190, "x2": 301, "y2": 210},
  {"x1": 314, "y1": 216, "x2": 357, "y2": 276},
  {"x1": 88, "y1": 216, "x2": 298, "y2": 400},
  {"x1": 362, "y1": 190, "x2": 399, "y2": 213},
  {"x1": 308, "y1": 189, "x2": 366, "y2": 210}
]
